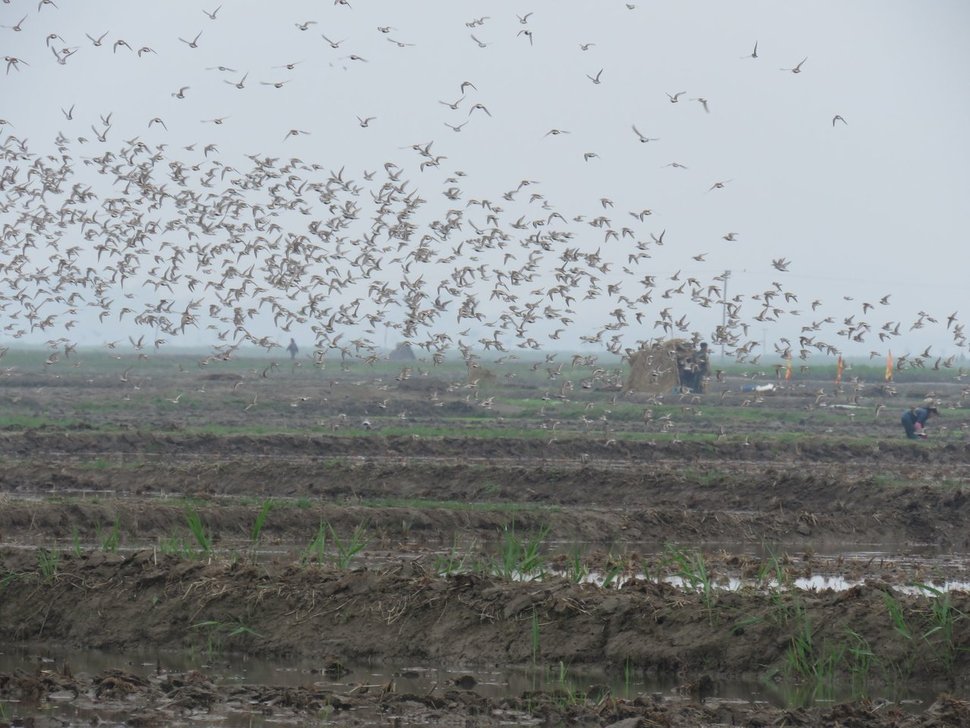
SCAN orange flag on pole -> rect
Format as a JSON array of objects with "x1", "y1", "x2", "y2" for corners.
[
  {"x1": 785, "y1": 354, "x2": 792, "y2": 381},
  {"x1": 885, "y1": 350, "x2": 894, "y2": 382},
  {"x1": 835, "y1": 355, "x2": 844, "y2": 384}
]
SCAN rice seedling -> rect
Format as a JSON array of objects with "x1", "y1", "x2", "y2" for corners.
[
  {"x1": 551, "y1": 660, "x2": 582, "y2": 707},
  {"x1": 565, "y1": 544, "x2": 589, "y2": 584},
  {"x1": 622, "y1": 658, "x2": 636, "y2": 698},
  {"x1": 531, "y1": 607, "x2": 540, "y2": 666},
  {"x1": 882, "y1": 592, "x2": 912, "y2": 641},
  {"x1": 434, "y1": 537, "x2": 475, "y2": 577},
  {"x1": 844, "y1": 629, "x2": 875, "y2": 694},
  {"x1": 97, "y1": 516, "x2": 121, "y2": 552},
  {"x1": 914, "y1": 582, "x2": 966, "y2": 672},
  {"x1": 785, "y1": 603, "x2": 815, "y2": 679},
  {"x1": 71, "y1": 526, "x2": 83, "y2": 557},
  {"x1": 601, "y1": 563, "x2": 624, "y2": 589},
  {"x1": 665, "y1": 544, "x2": 716, "y2": 616},
  {"x1": 756, "y1": 545, "x2": 791, "y2": 589},
  {"x1": 0, "y1": 571, "x2": 19, "y2": 593},
  {"x1": 191, "y1": 619, "x2": 258, "y2": 656},
  {"x1": 328, "y1": 522, "x2": 369, "y2": 569},
  {"x1": 184, "y1": 506, "x2": 212, "y2": 558},
  {"x1": 301, "y1": 521, "x2": 327, "y2": 566},
  {"x1": 248, "y1": 499, "x2": 273, "y2": 564},
  {"x1": 784, "y1": 602, "x2": 844, "y2": 686},
  {"x1": 158, "y1": 533, "x2": 191, "y2": 558},
  {"x1": 494, "y1": 523, "x2": 549, "y2": 581},
  {"x1": 37, "y1": 549, "x2": 59, "y2": 582}
]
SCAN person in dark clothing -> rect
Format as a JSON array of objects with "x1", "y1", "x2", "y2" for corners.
[
  {"x1": 901, "y1": 405, "x2": 939, "y2": 439},
  {"x1": 680, "y1": 342, "x2": 710, "y2": 393},
  {"x1": 693, "y1": 342, "x2": 710, "y2": 392},
  {"x1": 286, "y1": 338, "x2": 299, "y2": 360}
]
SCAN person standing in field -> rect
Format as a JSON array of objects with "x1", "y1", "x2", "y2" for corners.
[
  {"x1": 692, "y1": 342, "x2": 710, "y2": 392},
  {"x1": 286, "y1": 338, "x2": 299, "y2": 360},
  {"x1": 900, "y1": 404, "x2": 939, "y2": 439}
]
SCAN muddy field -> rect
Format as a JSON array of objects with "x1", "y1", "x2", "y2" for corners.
[{"x1": 0, "y1": 351, "x2": 968, "y2": 726}]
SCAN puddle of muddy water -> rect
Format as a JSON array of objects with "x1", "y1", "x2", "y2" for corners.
[
  {"x1": 0, "y1": 644, "x2": 942, "y2": 727},
  {"x1": 574, "y1": 572, "x2": 970, "y2": 594}
]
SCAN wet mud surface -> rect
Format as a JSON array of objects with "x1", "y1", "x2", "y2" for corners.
[{"x1": 1, "y1": 362, "x2": 969, "y2": 725}]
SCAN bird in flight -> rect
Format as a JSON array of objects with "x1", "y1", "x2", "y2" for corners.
[
  {"x1": 1, "y1": 15, "x2": 27, "y2": 32},
  {"x1": 781, "y1": 57, "x2": 807, "y2": 73},
  {"x1": 357, "y1": 115, "x2": 376, "y2": 127},
  {"x1": 85, "y1": 30, "x2": 109, "y2": 46},
  {"x1": 203, "y1": 5, "x2": 222, "y2": 20},
  {"x1": 225, "y1": 72, "x2": 248, "y2": 89},
  {"x1": 5, "y1": 56, "x2": 29, "y2": 73},
  {"x1": 666, "y1": 91, "x2": 686, "y2": 103},
  {"x1": 632, "y1": 125, "x2": 658, "y2": 143},
  {"x1": 832, "y1": 114, "x2": 847, "y2": 126},
  {"x1": 693, "y1": 97, "x2": 710, "y2": 113},
  {"x1": 587, "y1": 69, "x2": 603, "y2": 84},
  {"x1": 179, "y1": 30, "x2": 203, "y2": 48},
  {"x1": 772, "y1": 257, "x2": 791, "y2": 271},
  {"x1": 742, "y1": 41, "x2": 758, "y2": 59}
]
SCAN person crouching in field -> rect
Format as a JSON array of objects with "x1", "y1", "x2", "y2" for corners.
[{"x1": 901, "y1": 405, "x2": 939, "y2": 439}]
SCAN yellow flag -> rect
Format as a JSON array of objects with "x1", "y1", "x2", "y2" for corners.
[
  {"x1": 784, "y1": 355, "x2": 792, "y2": 381},
  {"x1": 885, "y1": 350, "x2": 894, "y2": 382},
  {"x1": 835, "y1": 355, "x2": 844, "y2": 384}
]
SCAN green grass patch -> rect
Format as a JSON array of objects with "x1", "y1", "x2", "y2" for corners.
[{"x1": 359, "y1": 497, "x2": 558, "y2": 513}]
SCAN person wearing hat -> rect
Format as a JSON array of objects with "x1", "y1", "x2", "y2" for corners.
[{"x1": 900, "y1": 404, "x2": 939, "y2": 439}]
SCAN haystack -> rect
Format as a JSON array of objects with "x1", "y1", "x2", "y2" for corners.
[
  {"x1": 389, "y1": 342, "x2": 416, "y2": 361},
  {"x1": 625, "y1": 338, "x2": 692, "y2": 393}
]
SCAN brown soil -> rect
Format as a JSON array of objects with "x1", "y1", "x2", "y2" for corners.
[{"x1": 1, "y1": 361, "x2": 969, "y2": 726}]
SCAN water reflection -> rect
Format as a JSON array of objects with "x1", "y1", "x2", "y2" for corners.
[{"x1": 0, "y1": 644, "x2": 941, "y2": 717}]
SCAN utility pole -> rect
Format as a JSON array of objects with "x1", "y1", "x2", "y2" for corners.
[{"x1": 720, "y1": 270, "x2": 731, "y2": 360}]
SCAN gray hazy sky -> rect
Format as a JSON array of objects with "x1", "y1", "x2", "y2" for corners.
[{"x1": 1, "y1": 1, "x2": 968, "y2": 363}]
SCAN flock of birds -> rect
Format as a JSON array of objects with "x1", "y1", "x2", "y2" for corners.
[{"x1": 0, "y1": 2, "x2": 966, "y2": 389}]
